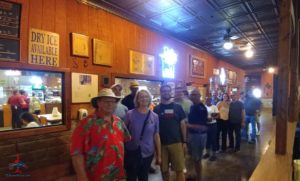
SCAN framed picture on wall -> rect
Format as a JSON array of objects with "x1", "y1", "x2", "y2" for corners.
[
  {"x1": 72, "y1": 72, "x2": 98, "y2": 103},
  {"x1": 129, "y1": 50, "x2": 155, "y2": 76},
  {"x1": 190, "y1": 55, "x2": 205, "y2": 78},
  {"x1": 93, "y1": 39, "x2": 113, "y2": 66},
  {"x1": 71, "y1": 33, "x2": 89, "y2": 57}
]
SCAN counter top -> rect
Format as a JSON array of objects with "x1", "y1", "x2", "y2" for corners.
[{"x1": 249, "y1": 121, "x2": 297, "y2": 181}]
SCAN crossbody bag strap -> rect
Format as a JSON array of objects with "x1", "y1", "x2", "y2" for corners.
[{"x1": 140, "y1": 111, "x2": 151, "y2": 140}]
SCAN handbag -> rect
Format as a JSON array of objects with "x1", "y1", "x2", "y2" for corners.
[{"x1": 124, "y1": 111, "x2": 151, "y2": 167}]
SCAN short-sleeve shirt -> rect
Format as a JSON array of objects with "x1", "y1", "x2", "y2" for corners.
[
  {"x1": 229, "y1": 101, "x2": 244, "y2": 124},
  {"x1": 70, "y1": 111, "x2": 131, "y2": 181},
  {"x1": 217, "y1": 101, "x2": 230, "y2": 120},
  {"x1": 154, "y1": 103, "x2": 186, "y2": 145},
  {"x1": 121, "y1": 94, "x2": 135, "y2": 110},
  {"x1": 206, "y1": 105, "x2": 219, "y2": 123},
  {"x1": 244, "y1": 97, "x2": 260, "y2": 116},
  {"x1": 114, "y1": 102, "x2": 128, "y2": 121},
  {"x1": 125, "y1": 109, "x2": 159, "y2": 158},
  {"x1": 188, "y1": 103, "x2": 208, "y2": 133}
]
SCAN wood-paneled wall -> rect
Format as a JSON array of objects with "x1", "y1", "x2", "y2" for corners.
[{"x1": 12, "y1": 0, "x2": 245, "y2": 119}]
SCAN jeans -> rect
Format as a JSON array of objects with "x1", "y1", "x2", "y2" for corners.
[
  {"x1": 206, "y1": 123, "x2": 218, "y2": 152},
  {"x1": 243, "y1": 115, "x2": 256, "y2": 141}
]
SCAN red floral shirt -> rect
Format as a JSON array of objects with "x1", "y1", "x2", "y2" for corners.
[{"x1": 70, "y1": 111, "x2": 131, "y2": 181}]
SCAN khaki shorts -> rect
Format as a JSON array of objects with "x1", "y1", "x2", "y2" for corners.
[{"x1": 161, "y1": 143, "x2": 185, "y2": 172}]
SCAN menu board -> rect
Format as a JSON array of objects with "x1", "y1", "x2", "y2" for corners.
[
  {"x1": 0, "y1": 38, "x2": 19, "y2": 61},
  {"x1": 0, "y1": 1, "x2": 21, "y2": 38}
]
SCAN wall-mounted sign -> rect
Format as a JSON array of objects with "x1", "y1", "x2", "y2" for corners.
[
  {"x1": 0, "y1": 1, "x2": 21, "y2": 38},
  {"x1": 28, "y1": 28, "x2": 59, "y2": 67},
  {"x1": 0, "y1": 38, "x2": 19, "y2": 61},
  {"x1": 190, "y1": 55, "x2": 205, "y2": 78},
  {"x1": 160, "y1": 46, "x2": 177, "y2": 79}
]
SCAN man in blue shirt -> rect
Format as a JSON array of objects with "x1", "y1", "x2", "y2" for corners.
[{"x1": 187, "y1": 89, "x2": 207, "y2": 181}]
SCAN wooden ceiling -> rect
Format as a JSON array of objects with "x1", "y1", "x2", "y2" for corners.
[{"x1": 81, "y1": 0, "x2": 280, "y2": 69}]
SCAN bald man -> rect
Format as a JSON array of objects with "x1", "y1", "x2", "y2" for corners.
[{"x1": 187, "y1": 89, "x2": 208, "y2": 181}]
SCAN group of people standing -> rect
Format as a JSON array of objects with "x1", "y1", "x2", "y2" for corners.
[{"x1": 70, "y1": 81, "x2": 262, "y2": 181}]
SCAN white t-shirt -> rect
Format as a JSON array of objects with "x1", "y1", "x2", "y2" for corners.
[
  {"x1": 206, "y1": 105, "x2": 219, "y2": 124},
  {"x1": 26, "y1": 122, "x2": 40, "y2": 128}
]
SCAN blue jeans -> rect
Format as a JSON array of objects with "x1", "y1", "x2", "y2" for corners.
[{"x1": 243, "y1": 115, "x2": 256, "y2": 141}]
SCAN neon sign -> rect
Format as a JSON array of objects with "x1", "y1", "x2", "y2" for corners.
[{"x1": 159, "y1": 46, "x2": 177, "y2": 78}]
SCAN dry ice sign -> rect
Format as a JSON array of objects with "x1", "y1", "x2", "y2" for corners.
[{"x1": 28, "y1": 28, "x2": 59, "y2": 67}]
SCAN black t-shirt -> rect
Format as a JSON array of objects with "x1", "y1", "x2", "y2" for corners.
[
  {"x1": 188, "y1": 103, "x2": 208, "y2": 133},
  {"x1": 154, "y1": 103, "x2": 186, "y2": 145},
  {"x1": 244, "y1": 97, "x2": 260, "y2": 116},
  {"x1": 121, "y1": 94, "x2": 135, "y2": 110},
  {"x1": 229, "y1": 101, "x2": 244, "y2": 124}
]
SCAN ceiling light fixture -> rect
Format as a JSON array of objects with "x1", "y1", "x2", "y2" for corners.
[
  {"x1": 245, "y1": 49, "x2": 254, "y2": 58},
  {"x1": 223, "y1": 41, "x2": 233, "y2": 50},
  {"x1": 268, "y1": 67, "x2": 275, "y2": 74}
]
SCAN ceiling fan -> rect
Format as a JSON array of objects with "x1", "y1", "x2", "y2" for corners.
[{"x1": 223, "y1": 28, "x2": 249, "y2": 50}]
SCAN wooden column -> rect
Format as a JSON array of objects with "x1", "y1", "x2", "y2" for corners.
[{"x1": 275, "y1": 0, "x2": 291, "y2": 155}]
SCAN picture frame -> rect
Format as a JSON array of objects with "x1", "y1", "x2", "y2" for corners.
[
  {"x1": 71, "y1": 33, "x2": 89, "y2": 57},
  {"x1": 93, "y1": 39, "x2": 113, "y2": 66},
  {"x1": 101, "y1": 75, "x2": 110, "y2": 88},
  {"x1": 129, "y1": 50, "x2": 155, "y2": 76},
  {"x1": 71, "y1": 72, "x2": 98, "y2": 103},
  {"x1": 190, "y1": 55, "x2": 205, "y2": 78}
]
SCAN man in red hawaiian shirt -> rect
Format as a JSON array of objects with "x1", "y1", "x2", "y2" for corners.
[{"x1": 70, "y1": 88, "x2": 131, "y2": 181}]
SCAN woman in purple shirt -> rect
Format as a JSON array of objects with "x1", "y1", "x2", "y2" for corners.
[{"x1": 124, "y1": 89, "x2": 161, "y2": 181}]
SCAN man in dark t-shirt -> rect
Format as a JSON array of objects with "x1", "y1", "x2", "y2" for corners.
[
  {"x1": 187, "y1": 89, "x2": 207, "y2": 181},
  {"x1": 228, "y1": 94, "x2": 245, "y2": 151},
  {"x1": 154, "y1": 84, "x2": 186, "y2": 181},
  {"x1": 122, "y1": 81, "x2": 139, "y2": 110}
]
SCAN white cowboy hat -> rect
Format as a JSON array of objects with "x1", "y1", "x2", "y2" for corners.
[{"x1": 91, "y1": 88, "x2": 121, "y2": 108}]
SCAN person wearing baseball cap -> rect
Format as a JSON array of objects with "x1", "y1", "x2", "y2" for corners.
[
  {"x1": 121, "y1": 80, "x2": 139, "y2": 110},
  {"x1": 70, "y1": 88, "x2": 131, "y2": 181},
  {"x1": 111, "y1": 83, "x2": 128, "y2": 121}
]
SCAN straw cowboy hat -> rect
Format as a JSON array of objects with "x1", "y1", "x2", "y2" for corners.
[
  {"x1": 130, "y1": 80, "x2": 139, "y2": 88},
  {"x1": 91, "y1": 88, "x2": 121, "y2": 108}
]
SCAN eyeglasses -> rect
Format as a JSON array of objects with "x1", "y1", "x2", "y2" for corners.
[{"x1": 101, "y1": 100, "x2": 117, "y2": 104}]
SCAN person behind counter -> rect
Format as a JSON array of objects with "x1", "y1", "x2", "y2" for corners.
[
  {"x1": 29, "y1": 92, "x2": 41, "y2": 115},
  {"x1": 20, "y1": 112, "x2": 40, "y2": 128},
  {"x1": 19, "y1": 90, "x2": 29, "y2": 112},
  {"x1": 7, "y1": 89, "x2": 26, "y2": 129}
]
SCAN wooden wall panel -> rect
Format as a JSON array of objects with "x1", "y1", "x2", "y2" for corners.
[
  {"x1": 9, "y1": 0, "x2": 245, "y2": 117},
  {"x1": 55, "y1": 0, "x2": 67, "y2": 67}
]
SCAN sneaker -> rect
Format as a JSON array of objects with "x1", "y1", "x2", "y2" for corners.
[
  {"x1": 209, "y1": 155, "x2": 217, "y2": 161},
  {"x1": 256, "y1": 131, "x2": 260, "y2": 136},
  {"x1": 203, "y1": 153, "x2": 210, "y2": 159}
]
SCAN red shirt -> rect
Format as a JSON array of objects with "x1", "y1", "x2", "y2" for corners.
[
  {"x1": 70, "y1": 111, "x2": 131, "y2": 181},
  {"x1": 7, "y1": 95, "x2": 23, "y2": 107}
]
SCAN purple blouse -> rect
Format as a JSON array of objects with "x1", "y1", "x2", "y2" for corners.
[{"x1": 125, "y1": 109, "x2": 159, "y2": 158}]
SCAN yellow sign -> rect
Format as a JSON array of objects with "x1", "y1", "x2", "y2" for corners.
[{"x1": 28, "y1": 28, "x2": 59, "y2": 67}]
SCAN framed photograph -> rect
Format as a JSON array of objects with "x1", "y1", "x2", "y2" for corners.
[
  {"x1": 72, "y1": 72, "x2": 98, "y2": 103},
  {"x1": 129, "y1": 50, "x2": 155, "y2": 76},
  {"x1": 71, "y1": 33, "x2": 89, "y2": 57},
  {"x1": 190, "y1": 55, "x2": 205, "y2": 78},
  {"x1": 101, "y1": 75, "x2": 110, "y2": 88},
  {"x1": 93, "y1": 39, "x2": 113, "y2": 66}
]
